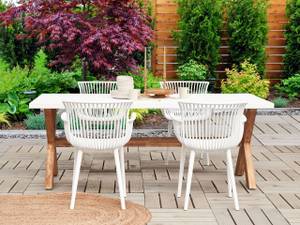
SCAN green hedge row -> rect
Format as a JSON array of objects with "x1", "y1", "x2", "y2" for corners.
[{"x1": 174, "y1": 0, "x2": 268, "y2": 78}]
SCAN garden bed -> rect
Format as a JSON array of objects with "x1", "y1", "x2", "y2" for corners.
[
  {"x1": 268, "y1": 91, "x2": 300, "y2": 108},
  {"x1": 1, "y1": 108, "x2": 300, "y2": 139}
]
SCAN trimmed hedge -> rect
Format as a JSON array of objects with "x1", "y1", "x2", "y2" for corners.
[{"x1": 226, "y1": 0, "x2": 268, "y2": 76}]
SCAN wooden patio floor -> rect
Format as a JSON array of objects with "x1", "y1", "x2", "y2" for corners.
[{"x1": 1, "y1": 115, "x2": 300, "y2": 225}]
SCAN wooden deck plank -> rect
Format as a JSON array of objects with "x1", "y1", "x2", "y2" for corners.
[
  {"x1": 246, "y1": 208, "x2": 272, "y2": 225},
  {"x1": 212, "y1": 209, "x2": 236, "y2": 225},
  {"x1": 266, "y1": 193, "x2": 293, "y2": 209},
  {"x1": 280, "y1": 209, "x2": 300, "y2": 225},
  {"x1": 263, "y1": 208, "x2": 290, "y2": 225},
  {"x1": 229, "y1": 209, "x2": 253, "y2": 225},
  {"x1": 1, "y1": 113, "x2": 300, "y2": 225}
]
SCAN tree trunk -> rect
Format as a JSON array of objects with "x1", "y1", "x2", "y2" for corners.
[{"x1": 82, "y1": 60, "x2": 88, "y2": 81}]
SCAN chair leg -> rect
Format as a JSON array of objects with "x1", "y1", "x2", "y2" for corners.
[
  {"x1": 114, "y1": 148, "x2": 126, "y2": 210},
  {"x1": 119, "y1": 147, "x2": 126, "y2": 198},
  {"x1": 164, "y1": 120, "x2": 173, "y2": 165},
  {"x1": 167, "y1": 120, "x2": 172, "y2": 136},
  {"x1": 226, "y1": 150, "x2": 239, "y2": 210},
  {"x1": 227, "y1": 159, "x2": 232, "y2": 198},
  {"x1": 184, "y1": 150, "x2": 195, "y2": 211},
  {"x1": 177, "y1": 146, "x2": 186, "y2": 198},
  {"x1": 70, "y1": 150, "x2": 83, "y2": 209},
  {"x1": 206, "y1": 153, "x2": 210, "y2": 166},
  {"x1": 200, "y1": 152, "x2": 204, "y2": 159},
  {"x1": 164, "y1": 148, "x2": 171, "y2": 166}
]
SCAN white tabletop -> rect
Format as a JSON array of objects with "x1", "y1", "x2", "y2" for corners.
[{"x1": 29, "y1": 93, "x2": 274, "y2": 110}]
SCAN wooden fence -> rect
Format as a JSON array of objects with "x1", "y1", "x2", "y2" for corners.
[{"x1": 150, "y1": 0, "x2": 287, "y2": 84}]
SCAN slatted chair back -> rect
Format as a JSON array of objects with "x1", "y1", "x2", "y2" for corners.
[
  {"x1": 62, "y1": 101, "x2": 134, "y2": 150},
  {"x1": 160, "y1": 81, "x2": 209, "y2": 94},
  {"x1": 78, "y1": 81, "x2": 117, "y2": 94},
  {"x1": 173, "y1": 102, "x2": 246, "y2": 151}
]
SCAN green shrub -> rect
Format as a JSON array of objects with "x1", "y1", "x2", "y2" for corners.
[
  {"x1": 284, "y1": 0, "x2": 300, "y2": 77},
  {"x1": 0, "y1": 59, "x2": 31, "y2": 95},
  {"x1": 173, "y1": 0, "x2": 222, "y2": 78},
  {"x1": 0, "y1": 1, "x2": 6, "y2": 12},
  {"x1": 130, "y1": 109, "x2": 149, "y2": 124},
  {"x1": 0, "y1": 1, "x2": 38, "y2": 68},
  {"x1": 0, "y1": 49, "x2": 80, "y2": 121},
  {"x1": 275, "y1": 73, "x2": 300, "y2": 100},
  {"x1": 24, "y1": 114, "x2": 64, "y2": 130},
  {"x1": 177, "y1": 60, "x2": 208, "y2": 81},
  {"x1": 273, "y1": 97, "x2": 289, "y2": 108},
  {"x1": 0, "y1": 91, "x2": 31, "y2": 120},
  {"x1": 123, "y1": 68, "x2": 161, "y2": 92},
  {"x1": 226, "y1": 0, "x2": 268, "y2": 76},
  {"x1": 29, "y1": 50, "x2": 80, "y2": 95},
  {"x1": 0, "y1": 60, "x2": 31, "y2": 119},
  {"x1": 221, "y1": 61, "x2": 270, "y2": 99}
]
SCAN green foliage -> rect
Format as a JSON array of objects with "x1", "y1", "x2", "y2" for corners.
[
  {"x1": 177, "y1": 59, "x2": 208, "y2": 81},
  {"x1": 0, "y1": 113, "x2": 10, "y2": 126},
  {"x1": 136, "y1": 0, "x2": 153, "y2": 17},
  {"x1": 24, "y1": 114, "x2": 64, "y2": 130},
  {"x1": 0, "y1": 91, "x2": 30, "y2": 119},
  {"x1": 272, "y1": 97, "x2": 289, "y2": 108},
  {"x1": 226, "y1": 0, "x2": 268, "y2": 76},
  {"x1": 173, "y1": 0, "x2": 222, "y2": 78},
  {"x1": 0, "y1": 1, "x2": 6, "y2": 12},
  {"x1": 275, "y1": 73, "x2": 300, "y2": 100},
  {"x1": 123, "y1": 68, "x2": 161, "y2": 92},
  {"x1": 0, "y1": 1, "x2": 37, "y2": 68},
  {"x1": 221, "y1": 61, "x2": 270, "y2": 99},
  {"x1": 0, "y1": 58, "x2": 31, "y2": 119},
  {"x1": 284, "y1": 0, "x2": 300, "y2": 77},
  {"x1": 130, "y1": 109, "x2": 149, "y2": 124},
  {"x1": 29, "y1": 50, "x2": 80, "y2": 95},
  {"x1": 0, "y1": 49, "x2": 80, "y2": 121},
  {"x1": 148, "y1": 109, "x2": 162, "y2": 115},
  {"x1": 0, "y1": 59, "x2": 31, "y2": 95}
]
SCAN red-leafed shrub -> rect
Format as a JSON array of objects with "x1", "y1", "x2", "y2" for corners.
[{"x1": 0, "y1": 0, "x2": 153, "y2": 79}]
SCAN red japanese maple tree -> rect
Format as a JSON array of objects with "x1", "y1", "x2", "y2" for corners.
[{"x1": 0, "y1": 0, "x2": 153, "y2": 79}]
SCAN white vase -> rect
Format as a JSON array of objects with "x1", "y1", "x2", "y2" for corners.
[{"x1": 114, "y1": 76, "x2": 134, "y2": 98}]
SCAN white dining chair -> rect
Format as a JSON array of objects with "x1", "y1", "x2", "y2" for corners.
[
  {"x1": 160, "y1": 81, "x2": 210, "y2": 164},
  {"x1": 61, "y1": 101, "x2": 136, "y2": 210},
  {"x1": 172, "y1": 102, "x2": 246, "y2": 210},
  {"x1": 78, "y1": 81, "x2": 117, "y2": 94}
]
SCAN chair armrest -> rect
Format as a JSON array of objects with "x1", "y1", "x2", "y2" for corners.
[
  {"x1": 242, "y1": 115, "x2": 247, "y2": 123},
  {"x1": 173, "y1": 117, "x2": 183, "y2": 123},
  {"x1": 129, "y1": 112, "x2": 136, "y2": 123},
  {"x1": 61, "y1": 112, "x2": 68, "y2": 123}
]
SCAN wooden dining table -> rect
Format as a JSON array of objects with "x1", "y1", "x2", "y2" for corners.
[{"x1": 29, "y1": 93, "x2": 274, "y2": 190}]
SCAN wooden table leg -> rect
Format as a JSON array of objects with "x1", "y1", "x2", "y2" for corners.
[
  {"x1": 44, "y1": 109, "x2": 58, "y2": 190},
  {"x1": 235, "y1": 109, "x2": 257, "y2": 189}
]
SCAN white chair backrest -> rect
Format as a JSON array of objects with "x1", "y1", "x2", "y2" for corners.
[
  {"x1": 160, "y1": 81, "x2": 209, "y2": 94},
  {"x1": 78, "y1": 81, "x2": 117, "y2": 94},
  {"x1": 174, "y1": 102, "x2": 246, "y2": 151},
  {"x1": 63, "y1": 101, "x2": 133, "y2": 150}
]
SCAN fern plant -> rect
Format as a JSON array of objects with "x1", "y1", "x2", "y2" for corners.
[
  {"x1": 226, "y1": 0, "x2": 268, "y2": 76},
  {"x1": 173, "y1": 0, "x2": 222, "y2": 78},
  {"x1": 0, "y1": 113, "x2": 10, "y2": 126},
  {"x1": 29, "y1": 49, "x2": 79, "y2": 95}
]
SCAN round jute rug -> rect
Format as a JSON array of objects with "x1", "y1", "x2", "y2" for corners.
[{"x1": 0, "y1": 193, "x2": 151, "y2": 225}]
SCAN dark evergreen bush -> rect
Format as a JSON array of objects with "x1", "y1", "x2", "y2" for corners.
[
  {"x1": 226, "y1": 0, "x2": 268, "y2": 76},
  {"x1": 0, "y1": 2, "x2": 37, "y2": 68},
  {"x1": 284, "y1": 0, "x2": 300, "y2": 77},
  {"x1": 173, "y1": 0, "x2": 222, "y2": 78}
]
